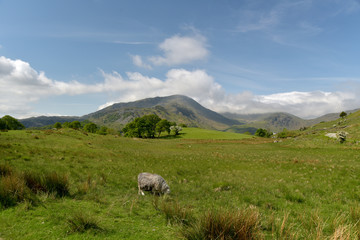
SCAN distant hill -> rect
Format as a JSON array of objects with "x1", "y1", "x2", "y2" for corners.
[
  {"x1": 20, "y1": 116, "x2": 82, "y2": 128},
  {"x1": 222, "y1": 110, "x2": 358, "y2": 133},
  {"x1": 84, "y1": 95, "x2": 241, "y2": 130}
]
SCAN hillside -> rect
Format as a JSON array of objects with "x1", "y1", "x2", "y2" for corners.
[
  {"x1": 223, "y1": 110, "x2": 357, "y2": 133},
  {"x1": 292, "y1": 109, "x2": 360, "y2": 144}
]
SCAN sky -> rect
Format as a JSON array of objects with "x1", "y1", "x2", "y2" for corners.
[{"x1": 1, "y1": 0, "x2": 360, "y2": 119}]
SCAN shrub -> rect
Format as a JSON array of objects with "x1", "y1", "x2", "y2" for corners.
[
  {"x1": 255, "y1": 128, "x2": 272, "y2": 138},
  {"x1": 182, "y1": 208, "x2": 262, "y2": 240},
  {"x1": 67, "y1": 212, "x2": 102, "y2": 233},
  {"x1": 54, "y1": 122, "x2": 62, "y2": 129}
]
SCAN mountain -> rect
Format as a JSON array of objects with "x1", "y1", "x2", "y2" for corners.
[
  {"x1": 84, "y1": 95, "x2": 241, "y2": 130},
  {"x1": 20, "y1": 116, "x2": 82, "y2": 128}
]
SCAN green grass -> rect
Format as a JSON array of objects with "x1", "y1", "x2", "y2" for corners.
[{"x1": 0, "y1": 128, "x2": 359, "y2": 239}]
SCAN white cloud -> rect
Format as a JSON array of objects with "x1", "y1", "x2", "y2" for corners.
[
  {"x1": 1, "y1": 55, "x2": 359, "y2": 119},
  {"x1": 131, "y1": 33, "x2": 209, "y2": 68},
  {"x1": 131, "y1": 55, "x2": 152, "y2": 69},
  {"x1": 148, "y1": 34, "x2": 209, "y2": 66}
]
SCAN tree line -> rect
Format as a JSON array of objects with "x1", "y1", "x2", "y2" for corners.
[
  {"x1": 122, "y1": 114, "x2": 184, "y2": 138},
  {"x1": 53, "y1": 121, "x2": 114, "y2": 135}
]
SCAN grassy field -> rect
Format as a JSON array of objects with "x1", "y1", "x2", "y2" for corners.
[{"x1": 0, "y1": 128, "x2": 359, "y2": 239}]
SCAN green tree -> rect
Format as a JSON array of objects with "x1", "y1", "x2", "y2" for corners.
[
  {"x1": 1, "y1": 115, "x2": 25, "y2": 130},
  {"x1": 70, "y1": 121, "x2": 81, "y2": 130},
  {"x1": 123, "y1": 114, "x2": 162, "y2": 138},
  {"x1": 339, "y1": 111, "x2": 347, "y2": 118},
  {"x1": 156, "y1": 119, "x2": 171, "y2": 137},
  {"x1": 83, "y1": 122, "x2": 98, "y2": 133},
  {"x1": 0, "y1": 118, "x2": 7, "y2": 130},
  {"x1": 54, "y1": 122, "x2": 62, "y2": 129},
  {"x1": 255, "y1": 128, "x2": 271, "y2": 138},
  {"x1": 143, "y1": 114, "x2": 161, "y2": 138},
  {"x1": 62, "y1": 122, "x2": 70, "y2": 128}
]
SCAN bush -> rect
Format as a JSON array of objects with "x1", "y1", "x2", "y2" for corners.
[
  {"x1": 54, "y1": 122, "x2": 62, "y2": 129},
  {"x1": 255, "y1": 128, "x2": 272, "y2": 138},
  {"x1": 182, "y1": 209, "x2": 262, "y2": 240}
]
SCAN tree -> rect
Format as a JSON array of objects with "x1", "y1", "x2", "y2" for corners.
[
  {"x1": 84, "y1": 122, "x2": 98, "y2": 133},
  {"x1": 339, "y1": 111, "x2": 347, "y2": 118},
  {"x1": 123, "y1": 114, "x2": 168, "y2": 138},
  {"x1": 142, "y1": 114, "x2": 161, "y2": 138},
  {"x1": 255, "y1": 128, "x2": 271, "y2": 138},
  {"x1": 0, "y1": 118, "x2": 7, "y2": 130},
  {"x1": 54, "y1": 122, "x2": 62, "y2": 129},
  {"x1": 156, "y1": 119, "x2": 171, "y2": 137},
  {"x1": 70, "y1": 121, "x2": 81, "y2": 130},
  {"x1": 170, "y1": 125, "x2": 182, "y2": 136},
  {"x1": 1, "y1": 115, "x2": 25, "y2": 130}
]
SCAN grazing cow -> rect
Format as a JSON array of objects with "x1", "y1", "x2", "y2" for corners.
[{"x1": 137, "y1": 172, "x2": 170, "y2": 195}]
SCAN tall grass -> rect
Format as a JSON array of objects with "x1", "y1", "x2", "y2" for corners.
[
  {"x1": 0, "y1": 174, "x2": 35, "y2": 208},
  {"x1": 67, "y1": 211, "x2": 103, "y2": 234},
  {"x1": 0, "y1": 165, "x2": 70, "y2": 208},
  {"x1": 155, "y1": 198, "x2": 195, "y2": 226},
  {"x1": 182, "y1": 208, "x2": 262, "y2": 240}
]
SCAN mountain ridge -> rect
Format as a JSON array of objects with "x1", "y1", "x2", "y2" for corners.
[{"x1": 19, "y1": 95, "x2": 357, "y2": 132}]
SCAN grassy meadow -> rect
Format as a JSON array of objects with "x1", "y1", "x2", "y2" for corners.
[{"x1": 0, "y1": 127, "x2": 359, "y2": 239}]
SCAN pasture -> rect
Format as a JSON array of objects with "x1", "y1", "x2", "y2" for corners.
[{"x1": 0, "y1": 128, "x2": 359, "y2": 239}]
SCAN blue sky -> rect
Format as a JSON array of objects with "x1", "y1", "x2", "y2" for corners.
[{"x1": 1, "y1": 0, "x2": 360, "y2": 119}]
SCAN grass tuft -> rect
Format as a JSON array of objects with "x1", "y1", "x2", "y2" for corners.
[
  {"x1": 157, "y1": 199, "x2": 195, "y2": 226},
  {"x1": 67, "y1": 212, "x2": 103, "y2": 234},
  {"x1": 182, "y1": 208, "x2": 262, "y2": 240},
  {"x1": 44, "y1": 172, "x2": 70, "y2": 197},
  {"x1": 0, "y1": 174, "x2": 35, "y2": 208},
  {"x1": 0, "y1": 163, "x2": 13, "y2": 177}
]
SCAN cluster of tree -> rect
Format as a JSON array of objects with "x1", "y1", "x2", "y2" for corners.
[
  {"x1": 0, "y1": 115, "x2": 25, "y2": 131},
  {"x1": 54, "y1": 121, "x2": 114, "y2": 135},
  {"x1": 122, "y1": 114, "x2": 183, "y2": 138}
]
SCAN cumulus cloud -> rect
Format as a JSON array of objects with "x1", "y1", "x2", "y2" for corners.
[
  {"x1": 149, "y1": 34, "x2": 209, "y2": 66},
  {"x1": 1, "y1": 55, "x2": 359, "y2": 119},
  {"x1": 132, "y1": 33, "x2": 209, "y2": 68}
]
